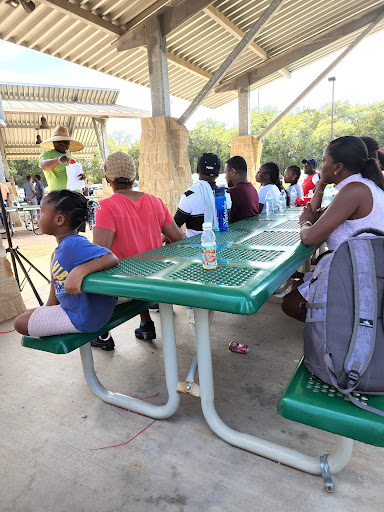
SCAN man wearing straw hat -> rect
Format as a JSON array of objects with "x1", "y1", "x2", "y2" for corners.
[{"x1": 39, "y1": 125, "x2": 85, "y2": 192}]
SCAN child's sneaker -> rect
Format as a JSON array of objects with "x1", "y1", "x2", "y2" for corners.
[
  {"x1": 135, "y1": 321, "x2": 156, "y2": 340},
  {"x1": 91, "y1": 332, "x2": 115, "y2": 351}
]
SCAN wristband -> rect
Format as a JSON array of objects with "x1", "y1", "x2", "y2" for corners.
[{"x1": 300, "y1": 220, "x2": 313, "y2": 228}]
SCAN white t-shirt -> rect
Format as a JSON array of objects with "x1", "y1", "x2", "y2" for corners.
[
  {"x1": 258, "y1": 184, "x2": 281, "y2": 212},
  {"x1": 286, "y1": 183, "x2": 304, "y2": 198}
]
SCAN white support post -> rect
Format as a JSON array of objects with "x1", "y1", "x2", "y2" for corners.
[
  {"x1": 92, "y1": 117, "x2": 105, "y2": 162},
  {"x1": 146, "y1": 15, "x2": 171, "y2": 118},
  {"x1": 238, "y1": 74, "x2": 250, "y2": 136},
  {"x1": 99, "y1": 118, "x2": 109, "y2": 159}
]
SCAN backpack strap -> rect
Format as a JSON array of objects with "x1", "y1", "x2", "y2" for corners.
[
  {"x1": 344, "y1": 239, "x2": 377, "y2": 388},
  {"x1": 324, "y1": 353, "x2": 384, "y2": 417}
]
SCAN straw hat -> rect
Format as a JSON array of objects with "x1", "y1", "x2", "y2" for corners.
[
  {"x1": 105, "y1": 152, "x2": 136, "y2": 182},
  {"x1": 40, "y1": 125, "x2": 84, "y2": 152}
]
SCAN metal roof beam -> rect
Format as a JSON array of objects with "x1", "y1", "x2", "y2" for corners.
[
  {"x1": 178, "y1": 0, "x2": 284, "y2": 125},
  {"x1": 257, "y1": 10, "x2": 384, "y2": 140},
  {"x1": 216, "y1": 5, "x2": 384, "y2": 94},
  {"x1": 113, "y1": 0, "x2": 214, "y2": 51},
  {"x1": 203, "y1": 5, "x2": 268, "y2": 61},
  {"x1": 4, "y1": 124, "x2": 96, "y2": 130},
  {"x1": 37, "y1": 0, "x2": 125, "y2": 36}
]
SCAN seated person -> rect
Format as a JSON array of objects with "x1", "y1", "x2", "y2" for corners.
[
  {"x1": 281, "y1": 136, "x2": 384, "y2": 322},
  {"x1": 14, "y1": 190, "x2": 118, "y2": 336},
  {"x1": 301, "y1": 158, "x2": 320, "y2": 197},
  {"x1": 93, "y1": 151, "x2": 185, "y2": 350},
  {"x1": 174, "y1": 152, "x2": 231, "y2": 237},
  {"x1": 284, "y1": 165, "x2": 303, "y2": 206},
  {"x1": 360, "y1": 136, "x2": 379, "y2": 159},
  {"x1": 255, "y1": 162, "x2": 284, "y2": 212},
  {"x1": 224, "y1": 155, "x2": 259, "y2": 223}
]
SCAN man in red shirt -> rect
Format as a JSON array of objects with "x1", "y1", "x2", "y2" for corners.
[
  {"x1": 224, "y1": 156, "x2": 259, "y2": 223},
  {"x1": 301, "y1": 158, "x2": 320, "y2": 196}
]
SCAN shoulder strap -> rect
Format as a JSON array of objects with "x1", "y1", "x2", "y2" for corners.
[
  {"x1": 344, "y1": 239, "x2": 377, "y2": 387},
  {"x1": 324, "y1": 353, "x2": 384, "y2": 417}
]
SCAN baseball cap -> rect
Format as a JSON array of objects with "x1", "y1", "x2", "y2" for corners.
[
  {"x1": 302, "y1": 158, "x2": 318, "y2": 167},
  {"x1": 105, "y1": 151, "x2": 136, "y2": 182},
  {"x1": 197, "y1": 153, "x2": 221, "y2": 176}
]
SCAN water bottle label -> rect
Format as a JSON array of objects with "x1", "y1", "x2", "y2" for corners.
[{"x1": 202, "y1": 245, "x2": 217, "y2": 268}]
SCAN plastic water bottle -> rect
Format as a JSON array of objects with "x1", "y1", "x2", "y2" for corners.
[
  {"x1": 289, "y1": 186, "x2": 297, "y2": 208},
  {"x1": 187, "y1": 306, "x2": 195, "y2": 324},
  {"x1": 201, "y1": 222, "x2": 217, "y2": 269},
  {"x1": 279, "y1": 189, "x2": 287, "y2": 212},
  {"x1": 265, "y1": 192, "x2": 274, "y2": 216},
  {"x1": 322, "y1": 185, "x2": 334, "y2": 207},
  {"x1": 214, "y1": 187, "x2": 229, "y2": 231}
]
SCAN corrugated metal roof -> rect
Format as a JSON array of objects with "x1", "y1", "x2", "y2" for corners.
[
  {"x1": 0, "y1": 83, "x2": 150, "y2": 160},
  {"x1": 0, "y1": 0, "x2": 383, "y2": 112}
]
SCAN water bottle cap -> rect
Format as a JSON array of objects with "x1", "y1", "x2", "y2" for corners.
[{"x1": 202, "y1": 222, "x2": 212, "y2": 229}]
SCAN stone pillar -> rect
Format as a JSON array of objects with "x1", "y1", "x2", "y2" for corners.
[
  {"x1": 0, "y1": 237, "x2": 25, "y2": 322},
  {"x1": 139, "y1": 116, "x2": 192, "y2": 214},
  {"x1": 230, "y1": 135, "x2": 263, "y2": 188}
]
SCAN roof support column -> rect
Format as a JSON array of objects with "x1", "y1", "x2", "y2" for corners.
[
  {"x1": 238, "y1": 74, "x2": 250, "y2": 136},
  {"x1": 146, "y1": 15, "x2": 171, "y2": 118}
]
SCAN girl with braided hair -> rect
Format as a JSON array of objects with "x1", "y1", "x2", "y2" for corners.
[
  {"x1": 256, "y1": 161, "x2": 284, "y2": 212},
  {"x1": 14, "y1": 190, "x2": 118, "y2": 336},
  {"x1": 284, "y1": 165, "x2": 303, "y2": 206}
]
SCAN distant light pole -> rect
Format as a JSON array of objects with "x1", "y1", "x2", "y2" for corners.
[{"x1": 328, "y1": 76, "x2": 336, "y2": 141}]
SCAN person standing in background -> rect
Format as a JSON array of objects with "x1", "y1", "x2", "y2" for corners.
[
  {"x1": 23, "y1": 176, "x2": 37, "y2": 205},
  {"x1": 39, "y1": 126, "x2": 85, "y2": 192},
  {"x1": 33, "y1": 174, "x2": 45, "y2": 205}
]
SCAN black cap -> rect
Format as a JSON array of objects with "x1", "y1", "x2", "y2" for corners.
[
  {"x1": 197, "y1": 153, "x2": 221, "y2": 176},
  {"x1": 302, "y1": 158, "x2": 318, "y2": 168}
]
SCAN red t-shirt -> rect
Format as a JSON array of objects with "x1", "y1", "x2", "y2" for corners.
[
  {"x1": 95, "y1": 193, "x2": 174, "y2": 259},
  {"x1": 302, "y1": 173, "x2": 320, "y2": 196},
  {"x1": 229, "y1": 181, "x2": 259, "y2": 223}
]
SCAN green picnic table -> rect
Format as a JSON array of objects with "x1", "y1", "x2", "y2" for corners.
[{"x1": 80, "y1": 210, "x2": 344, "y2": 477}]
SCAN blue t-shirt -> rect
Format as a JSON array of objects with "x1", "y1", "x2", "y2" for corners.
[{"x1": 52, "y1": 234, "x2": 117, "y2": 332}]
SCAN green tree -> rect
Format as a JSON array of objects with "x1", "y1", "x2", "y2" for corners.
[
  {"x1": 8, "y1": 159, "x2": 42, "y2": 187},
  {"x1": 188, "y1": 119, "x2": 237, "y2": 171}
]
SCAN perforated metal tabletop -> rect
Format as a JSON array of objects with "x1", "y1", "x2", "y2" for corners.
[{"x1": 83, "y1": 210, "x2": 317, "y2": 315}]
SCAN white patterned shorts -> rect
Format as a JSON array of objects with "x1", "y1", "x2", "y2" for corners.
[{"x1": 28, "y1": 305, "x2": 81, "y2": 337}]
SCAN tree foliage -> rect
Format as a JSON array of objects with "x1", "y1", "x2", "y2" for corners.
[
  {"x1": 189, "y1": 101, "x2": 384, "y2": 174},
  {"x1": 188, "y1": 119, "x2": 237, "y2": 171}
]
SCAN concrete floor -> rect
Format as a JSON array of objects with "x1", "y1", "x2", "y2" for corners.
[{"x1": 1, "y1": 291, "x2": 384, "y2": 512}]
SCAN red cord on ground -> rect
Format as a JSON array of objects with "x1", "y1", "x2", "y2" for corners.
[
  {"x1": 90, "y1": 419, "x2": 157, "y2": 451},
  {"x1": 0, "y1": 329, "x2": 16, "y2": 333}
]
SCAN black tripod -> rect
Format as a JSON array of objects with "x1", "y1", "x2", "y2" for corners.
[{"x1": 0, "y1": 193, "x2": 50, "y2": 306}]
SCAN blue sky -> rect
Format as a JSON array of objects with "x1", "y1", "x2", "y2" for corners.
[{"x1": 1, "y1": 29, "x2": 383, "y2": 140}]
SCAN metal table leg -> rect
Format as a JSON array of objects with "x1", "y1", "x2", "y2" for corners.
[
  {"x1": 79, "y1": 303, "x2": 180, "y2": 419},
  {"x1": 193, "y1": 307, "x2": 353, "y2": 476}
]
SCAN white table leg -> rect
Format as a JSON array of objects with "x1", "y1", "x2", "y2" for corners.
[
  {"x1": 79, "y1": 303, "x2": 180, "y2": 419},
  {"x1": 193, "y1": 307, "x2": 353, "y2": 475}
]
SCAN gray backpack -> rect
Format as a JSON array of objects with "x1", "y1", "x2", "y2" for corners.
[{"x1": 303, "y1": 229, "x2": 384, "y2": 416}]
